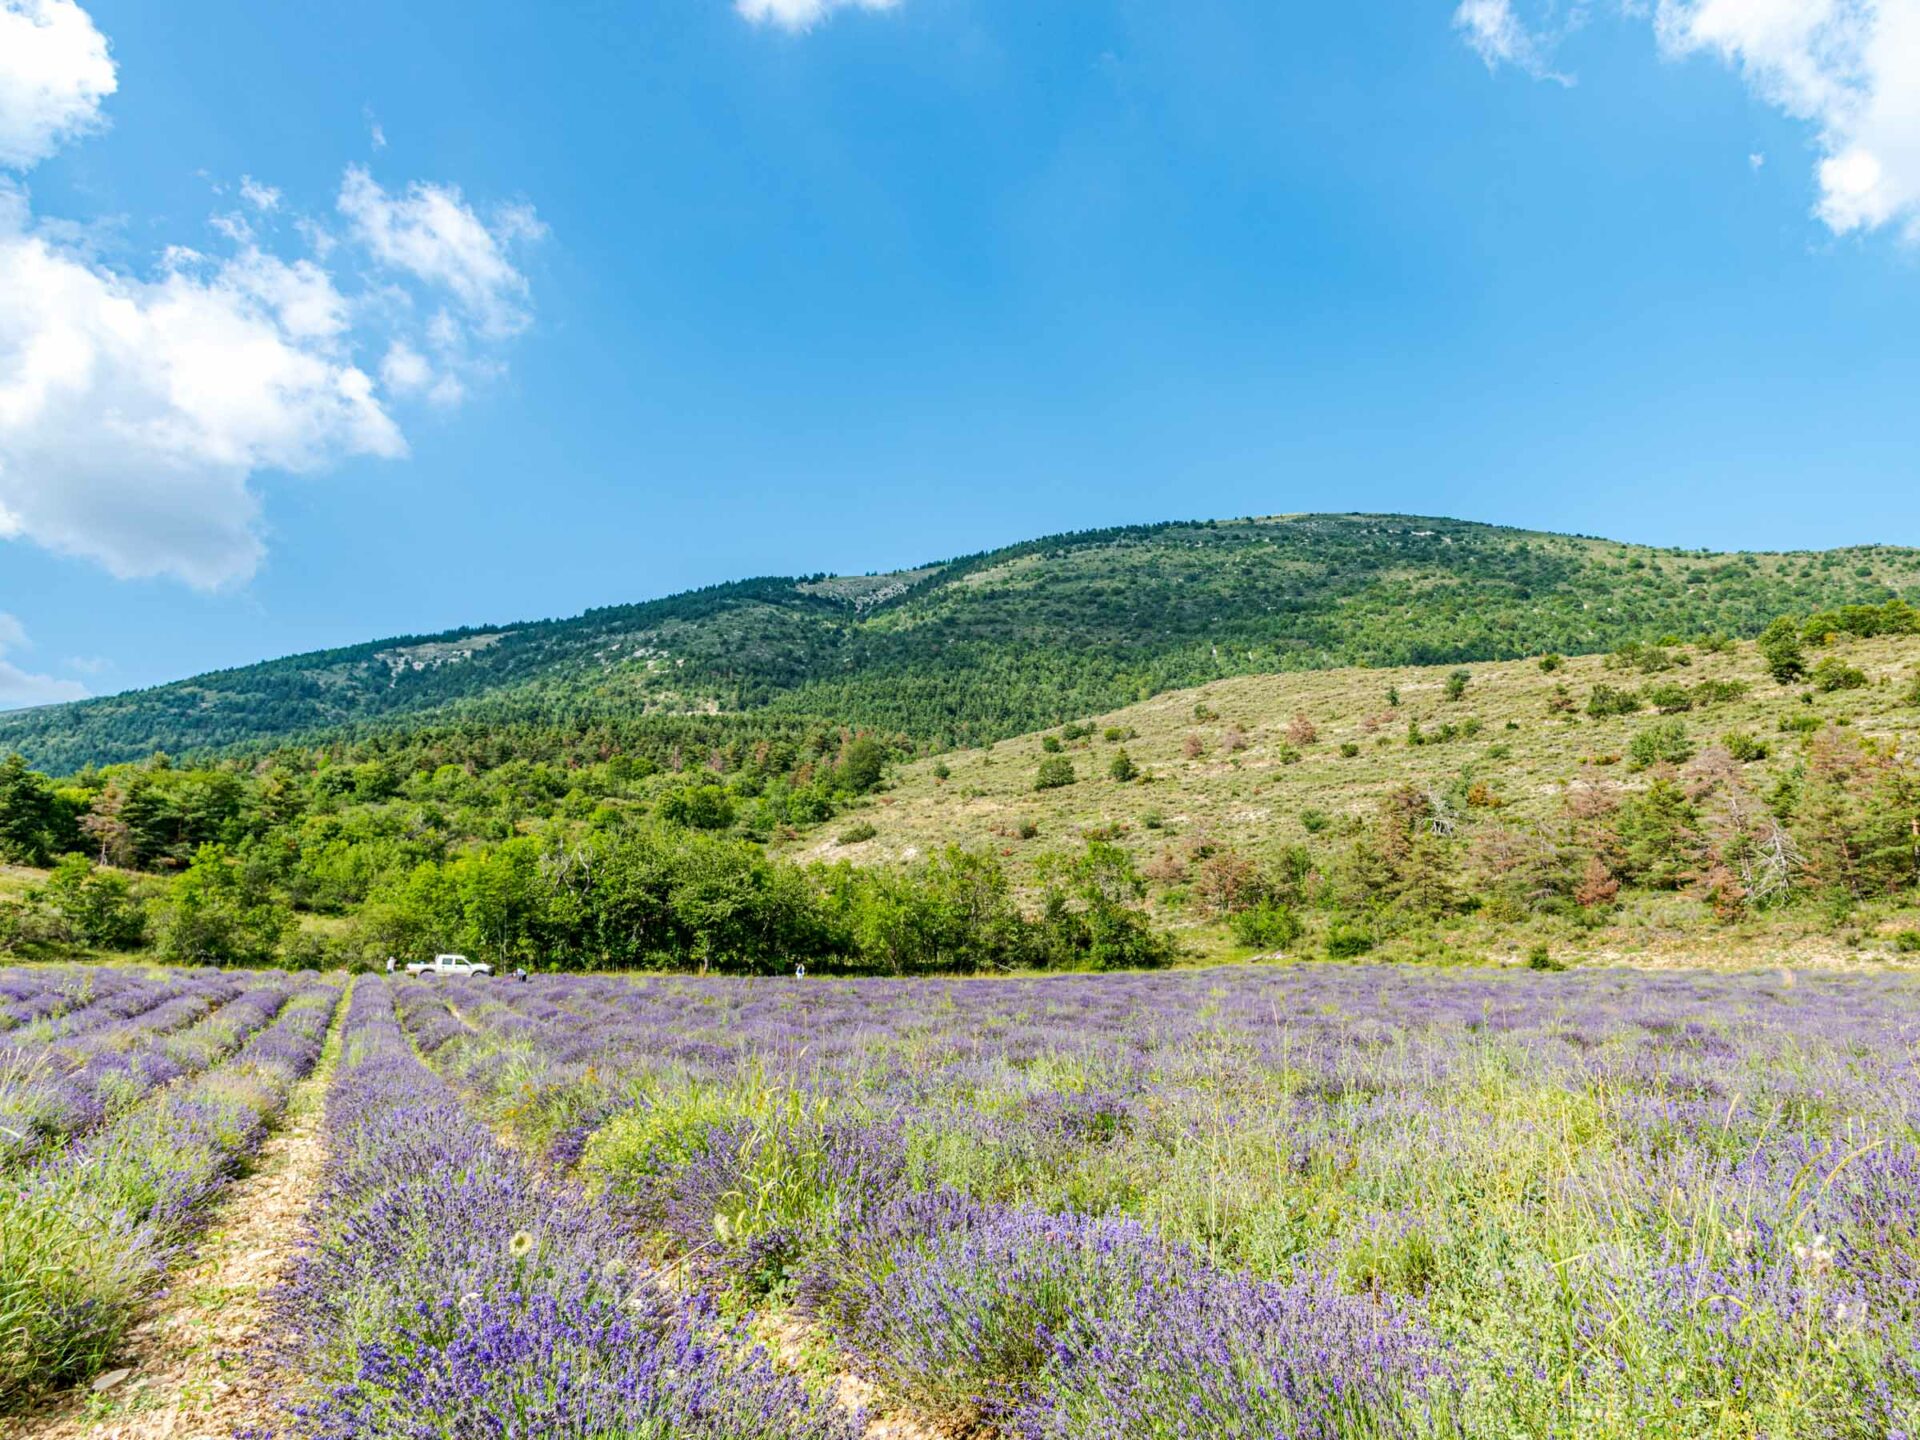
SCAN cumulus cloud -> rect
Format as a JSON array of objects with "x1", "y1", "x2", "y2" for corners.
[
  {"x1": 1654, "y1": 0, "x2": 1920, "y2": 240},
  {"x1": 736, "y1": 0, "x2": 900, "y2": 32},
  {"x1": 0, "y1": 223, "x2": 405, "y2": 585},
  {"x1": 1462, "y1": 0, "x2": 1920, "y2": 242},
  {"x1": 0, "y1": 612, "x2": 88, "y2": 709},
  {"x1": 0, "y1": 2, "x2": 543, "y2": 588},
  {"x1": 0, "y1": 0, "x2": 114, "y2": 170}
]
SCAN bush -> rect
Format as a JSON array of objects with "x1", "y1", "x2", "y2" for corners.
[
  {"x1": 1231, "y1": 900, "x2": 1303, "y2": 950},
  {"x1": 1643, "y1": 683, "x2": 1694, "y2": 715},
  {"x1": 1628, "y1": 719, "x2": 1694, "y2": 771},
  {"x1": 1339, "y1": 742, "x2": 1360, "y2": 758},
  {"x1": 1035, "y1": 757, "x2": 1076, "y2": 791},
  {"x1": 1107, "y1": 750, "x2": 1138, "y2": 783},
  {"x1": 1527, "y1": 943, "x2": 1565, "y2": 972},
  {"x1": 1325, "y1": 922, "x2": 1374, "y2": 959},
  {"x1": 1722, "y1": 730, "x2": 1769, "y2": 763},
  {"x1": 657, "y1": 785, "x2": 736, "y2": 831},
  {"x1": 1587, "y1": 685, "x2": 1642, "y2": 718},
  {"x1": 836, "y1": 821, "x2": 878, "y2": 846},
  {"x1": 1539, "y1": 653, "x2": 1564, "y2": 672},
  {"x1": 1810, "y1": 656, "x2": 1868, "y2": 693},
  {"x1": 1445, "y1": 670, "x2": 1472, "y2": 702},
  {"x1": 1893, "y1": 930, "x2": 1920, "y2": 954}
]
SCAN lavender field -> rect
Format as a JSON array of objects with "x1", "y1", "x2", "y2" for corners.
[{"x1": 9, "y1": 963, "x2": 1920, "y2": 1438}]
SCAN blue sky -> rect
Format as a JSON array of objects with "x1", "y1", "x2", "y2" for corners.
[{"x1": 2, "y1": 0, "x2": 1918, "y2": 705}]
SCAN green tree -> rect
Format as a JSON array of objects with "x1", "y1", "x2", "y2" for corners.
[
  {"x1": 1629, "y1": 719, "x2": 1695, "y2": 771},
  {"x1": 157, "y1": 845, "x2": 293, "y2": 967},
  {"x1": 657, "y1": 785, "x2": 736, "y2": 831},
  {"x1": 41, "y1": 855, "x2": 146, "y2": 950},
  {"x1": 1445, "y1": 669, "x2": 1472, "y2": 702},
  {"x1": 1108, "y1": 749, "x2": 1138, "y2": 783},
  {"x1": 836, "y1": 736, "x2": 889, "y2": 794},
  {"x1": 1616, "y1": 780, "x2": 1700, "y2": 890},
  {"x1": 0, "y1": 755, "x2": 67, "y2": 865},
  {"x1": 1758, "y1": 616, "x2": 1807, "y2": 684}
]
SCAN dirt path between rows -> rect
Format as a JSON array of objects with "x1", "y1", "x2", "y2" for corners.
[{"x1": 5, "y1": 1003, "x2": 345, "y2": 1440}]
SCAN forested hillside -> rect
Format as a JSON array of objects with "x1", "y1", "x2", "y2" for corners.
[
  {"x1": 8, "y1": 514, "x2": 1920, "y2": 773},
  {"x1": 2, "y1": 607, "x2": 1917, "y2": 975}
]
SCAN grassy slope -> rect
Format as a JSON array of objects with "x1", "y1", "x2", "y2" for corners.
[
  {"x1": 785, "y1": 633, "x2": 1920, "y2": 965},
  {"x1": 8, "y1": 513, "x2": 1920, "y2": 773}
]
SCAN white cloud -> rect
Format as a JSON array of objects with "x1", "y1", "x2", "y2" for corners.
[
  {"x1": 1654, "y1": 0, "x2": 1920, "y2": 240},
  {"x1": 0, "y1": 612, "x2": 88, "y2": 708},
  {"x1": 338, "y1": 167, "x2": 541, "y2": 340},
  {"x1": 239, "y1": 175, "x2": 281, "y2": 212},
  {"x1": 736, "y1": 0, "x2": 900, "y2": 32},
  {"x1": 0, "y1": 2, "x2": 544, "y2": 589},
  {"x1": 0, "y1": 220, "x2": 406, "y2": 585},
  {"x1": 1463, "y1": 0, "x2": 1920, "y2": 242},
  {"x1": 1454, "y1": 0, "x2": 1571, "y2": 80},
  {"x1": 0, "y1": 0, "x2": 114, "y2": 170}
]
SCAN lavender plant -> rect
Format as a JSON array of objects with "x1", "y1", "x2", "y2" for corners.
[{"x1": 263, "y1": 979, "x2": 856, "y2": 1440}]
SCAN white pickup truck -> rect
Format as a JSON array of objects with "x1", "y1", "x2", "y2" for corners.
[{"x1": 405, "y1": 953, "x2": 493, "y2": 978}]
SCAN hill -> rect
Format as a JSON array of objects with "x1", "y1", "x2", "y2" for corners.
[
  {"x1": 7, "y1": 513, "x2": 1920, "y2": 774},
  {"x1": 790, "y1": 629, "x2": 1920, "y2": 964}
]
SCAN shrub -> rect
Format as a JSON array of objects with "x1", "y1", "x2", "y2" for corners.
[
  {"x1": 1445, "y1": 670, "x2": 1472, "y2": 702},
  {"x1": 1285, "y1": 714, "x2": 1318, "y2": 747},
  {"x1": 1722, "y1": 730, "x2": 1769, "y2": 763},
  {"x1": 1035, "y1": 757, "x2": 1076, "y2": 791},
  {"x1": 1692, "y1": 679, "x2": 1750, "y2": 707},
  {"x1": 657, "y1": 785, "x2": 736, "y2": 831},
  {"x1": 1527, "y1": 943, "x2": 1565, "y2": 972},
  {"x1": 1107, "y1": 750, "x2": 1138, "y2": 783},
  {"x1": 836, "y1": 822, "x2": 878, "y2": 846},
  {"x1": 1539, "y1": 653, "x2": 1564, "y2": 672},
  {"x1": 931, "y1": 761, "x2": 950, "y2": 782},
  {"x1": 1042, "y1": 736, "x2": 1064, "y2": 754},
  {"x1": 1628, "y1": 719, "x2": 1694, "y2": 772},
  {"x1": 1643, "y1": 683, "x2": 1694, "y2": 715},
  {"x1": 1810, "y1": 656, "x2": 1868, "y2": 693},
  {"x1": 1905, "y1": 670, "x2": 1920, "y2": 707},
  {"x1": 1587, "y1": 685, "x2": 1641, "y2": 718},
  {"x1": 1339, "y1": 742, "x2": 1360, "y2": 759},
  {"x1": 1231, "y1": 900, "x2": 1303, "y2": 950},
  {"x1": 1893, "y1": 930, "x2": 1920, "y2": 954},
  {"x1": 1325, "y1": 922, "x2": 1374, "y2": 959},
  {"x1": 1299, "y1": 808, "x2": 1331, "y2": 834}
]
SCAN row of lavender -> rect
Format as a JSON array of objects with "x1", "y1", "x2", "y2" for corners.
[
  {"x1": 0, "y1": 967, "x2": 300, "y2": 1166},
  {"x1": 0, "y1": 972, "x2": 341, "y2": 1405},
  {"x1": 399, "y1": 968, "x2": 1920, "y2": 1439},
  {"x1": 256, "y1": 977, "x2": 859, "y2": 1439}
]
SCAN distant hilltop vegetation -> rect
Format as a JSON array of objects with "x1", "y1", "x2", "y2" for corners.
[{"x1": 7, "y1": 513, "x2": 1920, "y2": 773}]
